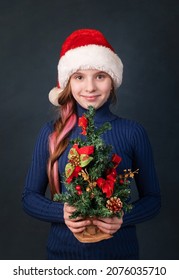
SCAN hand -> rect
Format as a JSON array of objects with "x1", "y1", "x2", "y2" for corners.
[
  {"x1": 63, "y1": 203, "x2": 91, "y2": 234},
  {"x1": 92, "y1": 215, "x2": 123, "y2": 235}
]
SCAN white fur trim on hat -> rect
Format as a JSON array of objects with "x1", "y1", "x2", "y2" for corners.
[{"x1": 58, "y1": 45, "x2": 123, "y2": 90}]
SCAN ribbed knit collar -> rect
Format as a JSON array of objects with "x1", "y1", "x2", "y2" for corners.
[{"x1": 76, "y1": 101, "x2": 117, "y2": 123}]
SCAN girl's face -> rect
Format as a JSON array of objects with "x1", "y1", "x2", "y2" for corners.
[{"x1": 70, "y1": 69, "x2": 113, "y2": 109}]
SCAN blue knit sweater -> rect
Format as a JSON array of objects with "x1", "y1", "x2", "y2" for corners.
[{"x1": 22, "y1": 102, "x2": 161, "y2": 259}]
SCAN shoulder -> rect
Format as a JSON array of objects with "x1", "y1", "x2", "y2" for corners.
[
  {"x1": 31, "y1": 121, "x2": 55, "y2": 156},
  {"x1": 119, "y1": 118, "x2": 151, "y2": 147},
  {"x1": 112, "y1": 115, "x2": 146, "y2": 134},
  {"x1": 111, "y1": 115, "x2": 150, "y2": 145},
  {"x1": 34, "y1": 121, "x2": 55, "y2": 147},
  {"x1": 37, "y1": 121, "x2": 55, "y2": 137}
]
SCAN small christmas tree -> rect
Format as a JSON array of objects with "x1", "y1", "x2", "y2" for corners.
[{"x1": 53, "y1": 106, "x2": 138, "y2": 242}]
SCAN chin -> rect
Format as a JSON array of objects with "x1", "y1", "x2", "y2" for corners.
[
  {"x1": 87, "y1": 103, "x2": 99, "y2": 109},
  {"x1": 79, "y1": 102, "x2": 97, "y2": 109}
]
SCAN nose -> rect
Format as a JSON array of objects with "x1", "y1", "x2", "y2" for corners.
[{"x1": 85, "y1": 78, "x2": 96, "y2": 93}]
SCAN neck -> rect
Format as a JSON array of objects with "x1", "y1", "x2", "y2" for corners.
[{"x1": 76, "y1": 101, "x2": 116, "y2": 123}]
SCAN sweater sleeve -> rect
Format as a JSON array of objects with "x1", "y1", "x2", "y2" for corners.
[
  {"x1": 123, "y1": 123, "x2": 161, "y2": 226},
  {"x1": 22, "y1": 122, "x2": 64, "y2": 223}
]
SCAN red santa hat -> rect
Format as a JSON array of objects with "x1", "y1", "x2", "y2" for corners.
[{"x1": 49, "y1": 29, "x2": 123, "y2": 106}]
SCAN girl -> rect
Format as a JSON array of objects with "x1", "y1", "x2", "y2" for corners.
[{"x1": 22, "y1": 29, "x2": 161, "y2": 259}]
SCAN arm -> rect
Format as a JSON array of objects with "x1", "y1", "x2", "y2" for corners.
[
  {"x1": 22, "y1": 122, "x2": 64, "y2": 223},
  {"x1": 123, "y1": 123, "x2": 161, "y2": 226}
]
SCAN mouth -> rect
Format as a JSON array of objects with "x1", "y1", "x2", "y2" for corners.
[{"x1": 81, "y1": 95, "x2": 100, "y2": 101}]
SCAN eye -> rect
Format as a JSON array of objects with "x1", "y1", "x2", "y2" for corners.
[
  {"x1": 76, "y1": 75, "x2": 83, "y2": 80},
  {"x1": 71, "y1": 73, "x2": 84, "y2": 80},
  {"x1": 96, "y1": 73, "x2": 106, "y2": 80},
  {"x1": 74, "y1": 74, "x2": 84, "y2": 80}
]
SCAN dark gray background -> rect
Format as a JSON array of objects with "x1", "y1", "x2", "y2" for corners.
[{"x1": 0, "y1": 0, "x2": 178, "y2": 259}]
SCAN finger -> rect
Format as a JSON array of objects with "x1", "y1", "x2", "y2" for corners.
[
  {"x1": 64, "y1": 213, "x2": 87, "y2": 222},
  {"x1": 65, "y1": 219, "x2": 91, "y2": 229},
  {"x1": 97, "y1": 226, "x2": 116, "y2": 235},
  {"x1": 93, "y1": 220, "x2": 115, "y2": 230},
  {"x1": 92, "y1": 219, "x2": 122, "y2": 234},
  {"x1": 68, "y1": 226, "x2": 86, "y2": 234},
  {"x1": 97, "y1": 222, "x2": 122, "y2": 234},
  {"x1": 93, "y1": 216, "x2": 123, "y2": 225}
]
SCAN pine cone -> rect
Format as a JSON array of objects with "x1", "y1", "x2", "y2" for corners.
[{"x1": 106, "y1": 197, "x2": 123, "y2": 213}]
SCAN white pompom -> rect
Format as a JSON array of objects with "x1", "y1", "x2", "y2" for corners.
[{"x1": 48, "y1": 87, "x2": 63, "y2": 106}]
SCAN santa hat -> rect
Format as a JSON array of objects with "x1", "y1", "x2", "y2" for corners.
[{"x1": 49, "y1": 29, "x2": 123, "y2": 106}]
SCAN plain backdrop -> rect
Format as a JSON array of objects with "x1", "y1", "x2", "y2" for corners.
[{"x1": 0, "y1": 0, "x2": 178, "y2": 259}]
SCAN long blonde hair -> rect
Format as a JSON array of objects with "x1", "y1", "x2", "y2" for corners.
[{"x1": 48, "y1": 82, "x2": 77, "y2": 196}]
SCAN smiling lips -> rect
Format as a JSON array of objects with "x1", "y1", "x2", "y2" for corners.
[{"x1": 81, "y1": 95, "x2": 100, "y2": 101}]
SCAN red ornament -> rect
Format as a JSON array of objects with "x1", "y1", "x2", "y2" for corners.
[
  {"x1": 111, "y1": 154, "x2": 122, "y2": 168},
  {"x1": 66, "y1": 166, "x2": 82, "y2": 183},
  {"x1": 75, "y1": 185, "x2": 82, "y2": 191},
  {"x1": 119, "y1": 179, "x2": 124, "y2": 185},
  {"x1": 96, "y1": 177, "x2": 115, "y2": 198},
  {"x1": 75, "y1": 144, "x2": 94, "y2": 155},
  {"x1": 75, "y1": 185, "x2": 82, "y2": 195},
  {"x1": 78, "y1": 115, "x2": 88, "y2": 135},
  {"x1": 77, "y1": 190, "x2": 82, "y2": 195}
]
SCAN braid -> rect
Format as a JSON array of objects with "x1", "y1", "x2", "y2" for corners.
[{"x1": 48, "y1": 83, "x2": 77, "y2": 196}]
